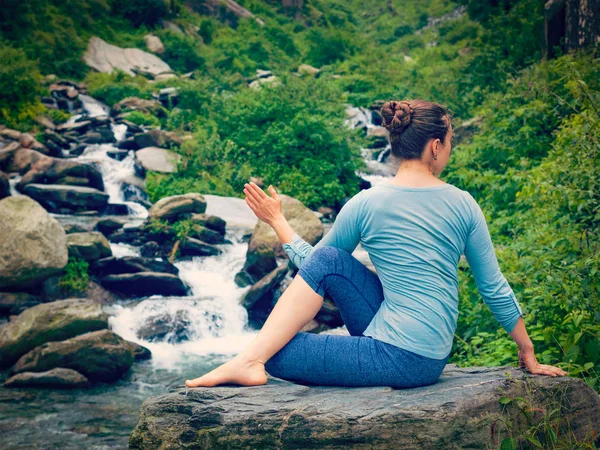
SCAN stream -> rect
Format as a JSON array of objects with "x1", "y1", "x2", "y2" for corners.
[{"x1": 0, "y1": 100, "x2": 393, "y2": 449}]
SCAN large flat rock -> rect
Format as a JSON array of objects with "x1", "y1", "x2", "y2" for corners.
[
  {"x1": 129, "y1": 365, "x2": 600, "y2": 449},
  {"x1": 83, "y1": 37, "x2": 174, "y2": 79}
]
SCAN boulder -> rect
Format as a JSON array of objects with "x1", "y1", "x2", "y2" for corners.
[
  {"x1": 11, "y1": 329, "x2": 135, "y2": 383},
  {"x1": 133, "y1": 129, "x2": 182, "y2": 150},
  {"x1": 149, "y1": 193, "x2": 207, "y2": 221},
  {"x1": 178, "y1": 213, "x2": 227, "y2": 234},
  {"x1": 0, "y1": 196, "x2": 68, "y2": 289},
  {"x1": 298, "y1": 63, "x2": 320, "y2": 76},
  {"x1": 136, "y1": 311, "x2": 192, "y2": 343},
  {"x1": 83, "y1": 37, "x2": 174, "y2": 79},
  {"x1": 7, "y1": 148, "x2": 50, "y2": 174},
  {"x1": 100, "y1": 272, "x2": 188, "y2": 298},
  {"x1": 128, "y1": 341, "x2": 152, "y2": 361},
  {"x1": 179, "y1": 238, "x2": 222, "y2": 257},
  {"x1": 4, "y1": 367, "x2": 89, "y2": 389},
  {"x1": 113, "y1": 97, "x2": 166, "y2": 117},
  {"x1": 0, "y1": 292, "x2": 43, "y2": 316},
  {"x1": 0, "y1": 142, "x2": 21, "y2": 171},
  {"x1": 135, "y1": 147, "x2": 181, "y2": 174},
  {"x1": 90, "y1": 256, "x2": 179, "y2": 277},
  {"x1": 23, "y1": 184, "x2": 109, "y2": 213},
  {"x1": 240, "y1": 264, "x2": 289, "y2": 327},
  {"x1": 0, "y1": 298, "x2": 108, "y2": 368},
  {"x1": 128, "y1": 366, "x2": 600, "y2": 450},
  {"x1": 95, "y1": 217, "x2": 129, "y2": 235},
  {"x1": 244, "y1": 194, "x2": 323, "y2": 279},
  {"x1": 0, "y1": 170, "x2": 9, "y2": 199},
  {"x1": 15, "y1": 152, "x2": 105, "y2": 192},
  {"x1": 67, "y1": 232, "x2": 112, "y2": 261}
]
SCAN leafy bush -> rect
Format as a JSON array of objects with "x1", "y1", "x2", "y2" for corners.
[
  {"x1": 125, "y1": 110, "x2": 161, "y2": 128},
  {"x1": 57, "y1": 257, "x2": 89, "y2": 295},
  {"x1": 84, "y1": 71, "x2": 154, "y2": 106},
  {"x1": 0, "y1": 45, "x2": 43, "y2": 129}
]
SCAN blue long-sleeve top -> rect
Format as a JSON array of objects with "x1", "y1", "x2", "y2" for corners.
[{"x1": 282, "y1": 182, "x2": 524, "y2": 360}]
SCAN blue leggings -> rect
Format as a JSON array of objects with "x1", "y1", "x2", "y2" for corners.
[{"x1": 264, "y1": 246, "x2": 449, "y2": 389}]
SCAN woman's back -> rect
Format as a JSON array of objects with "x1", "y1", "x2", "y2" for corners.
[{"x1": 283, "y1": 182, "x2": 524, "y2": 360}]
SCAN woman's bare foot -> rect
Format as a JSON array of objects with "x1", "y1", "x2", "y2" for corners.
[{"x1": 185, "y1": 355, "x2": 268, "y2": 388}]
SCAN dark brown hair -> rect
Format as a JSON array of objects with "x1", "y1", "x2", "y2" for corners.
[{"x1": 380, "y1": 99, "x2": 452, "y2": 160}]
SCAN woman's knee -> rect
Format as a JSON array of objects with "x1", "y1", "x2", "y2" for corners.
[{"x1": 300, "y1": 246, "x2": 347, "y2": 277}]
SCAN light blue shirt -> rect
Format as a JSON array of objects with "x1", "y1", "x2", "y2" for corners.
[{"x1": 282, "y1": 182, "x2": 524, "y2": 360}]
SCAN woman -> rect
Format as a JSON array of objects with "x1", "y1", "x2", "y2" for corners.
[{"x1": 185, "y1": 99, "x2": 567, "y2": 389}]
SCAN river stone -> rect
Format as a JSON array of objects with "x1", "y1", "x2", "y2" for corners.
[
  {"x1": 84, "y1": 37, "x2": 174, "y2": 79},
  {"x1": 179, "y1": 238, "x2": 222, "y2": 257},
  {"x1": 0, "y1": 170, "x2": 9, "y2": 199},
  {"x1": 148, "y1": 193, "x2": 207, "y2": 221},
  {"x1": 135, "y1": 147, "x2": 181, "y2": 174},
  {"x1": 11, "y1": 329, "x2": 135, "y2": 383},
  {"x1": 23, "y1": 184, "x2": 109, "y2": 213},
  {"x1": 67, "y1": 232, "x2": 112, "y2": 261},
  {"x1": 100, "y1": 272, "x2": 188, "y2": 298},
  {"x1": 4, "y1": 367, "x2": 89, "y2": 389},
  {"x1": 16, "y1": 153, "x2": 104, "y2": 191},
  {"x1": 0, "y1": 298, "x2": 108, "y2": 368},
  {"x1": 0, "y1": 196, "x2": 68, "y2": 289},
  {"x1": 244, "y1": 194, "x2": 323, "y2": 279},
  {"x1": 90, "y1": 256, "x2": 179, "y2": 276},
  {"x1": 0, "y1": 292, "x2": 43, "y2": 316},
  {"x1": 128, "y1": 366, "x2": 600, "y2": 450},
  {"x1": 240, "y1": 264, "x2": 290, "y2": 328}
]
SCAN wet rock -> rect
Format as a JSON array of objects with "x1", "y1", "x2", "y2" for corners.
[
  {"x1": 135, "y1": 147, "x2": 181, "y2": 174},
  {"x1": 56, "y1": 120, "x2": 92, "y2": 134},
  {"x1": 148, "y1": 193, "x2": 207, "y2": 221},
  {"x1": 100, "y1": 272, "x2": 188, "y2": 298},
  {"x1": 129, "y1": 366, "x2": 600, "y2": 450},
  {"x1": 179, "y1": 238, "x2": 222, "y2": 257},
  {"x1": 0, "y1": 170, "x2": 9, "y2": 199},
  {"x1": 23, "y1": 184, "x2": 109, "y2": 213},
  {"x1": 0, "y1": 142, "x2": 21, "y2": 170},
  {"x1": 67, "y1": 232, "x2": 112, "y2": 261},
  {"x1": 90, "y1": 256, "x2": 178, "y2": 277},
  {"x1": 0, "y1": 292, "x2": 44, "y2": 317},
  {"x1": 0, "y1": 196, "x2": 68, "y2": 289},
  {"x1": 133, "y1": 129, "x2": 182, "y2": 149},
  {"x1": 244, "y1": 194, "x2": 323, "y2": 280},
  {"x1": 234, "y1": 271, "x2": 253, "y2": 288},
  {"x1": 13, "y1": 149, "x2": 104, "y2": 191},
  {"x1": 83, "y1": 36, "x2": 174, "y2": 80},
  {"x1": 127, "y1": 341, "x2": 152, "y2": 361},
  {"x1": 11, "y1": 329, "x2": 135, "y2": 383},
  {"x1": 0, "y1": 298, "x2": 108, "y2": 368},
  {"x1": 63, "y1": 223, "x2": 90, "y2": 234},
  {"x1": 240, "y1": 264, "x2": 289, "y2": 327},
  {"x1": 109, "y1": 223, "x2": 176, "y2": 247},
  {"x1": 95, "y1": 217, "x2": 128, "y2": 235},
  {"x1": 107, "y1": 149, "x2": 130, "y2": 161},
  {"x1": 177, "y1": 213, "x2": 226, "y2": 235},
  {"x1": 4, "y1": 367, "x2": 89, "y2": 389},
  {"x1": 136, "y1": 311, "x2": 192, "y2": 343},
  {"x1": 140, "y1": 241, "x2": 160, "y2": 258},
  {"x1": 185, "y1": 224, "x2": 224, "y2": 245}
]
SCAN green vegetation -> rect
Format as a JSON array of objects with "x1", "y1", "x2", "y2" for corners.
[
  {"x1": 57, "y1": 257, "x2": 90, "y2": 295},
  {"x1": 1, "y1": 0, "x2": 599, "y2": 400}
]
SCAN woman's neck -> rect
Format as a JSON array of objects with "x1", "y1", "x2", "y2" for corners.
[{"x1": 388, "y1": 161, "x2": 446, "y2": 187}]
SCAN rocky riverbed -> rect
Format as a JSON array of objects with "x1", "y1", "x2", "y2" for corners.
[{"x1": 0, "y1": 70, "x2": 402, "y2": 448}]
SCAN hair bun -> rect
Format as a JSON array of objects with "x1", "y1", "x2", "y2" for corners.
[{"x1": 380, "y1": 100, "x2": 414, "y2": 133}]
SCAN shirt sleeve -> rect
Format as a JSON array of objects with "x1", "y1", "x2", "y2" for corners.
[
  {"x1": 282, "y1": 191, "x2": 364, "y2": 269},
  {"x1": 463, "y1": 193, "x2": 525, "y2": 334}
]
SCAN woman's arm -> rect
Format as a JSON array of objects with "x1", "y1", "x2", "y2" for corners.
[
  {"x1": 463, "y1": 193, "x2": 566, "y2": 377},
  {"x1": 243, "y1": 182, "x2": 363, "y2": 269}
]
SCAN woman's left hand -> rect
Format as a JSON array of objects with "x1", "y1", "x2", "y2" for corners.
[{"x1": 243, "y1": 182, "x2": 284, "y2": 225}]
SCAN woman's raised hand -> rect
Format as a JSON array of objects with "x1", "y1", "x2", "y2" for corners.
[
  {"x1": 243, "y1": 182, "x2": 283, "y2": 226},
  {"x1": 518, "y1": 347, "x2": 568, "y2": 377}
]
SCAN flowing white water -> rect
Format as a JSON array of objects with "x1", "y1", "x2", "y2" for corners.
[
  {"x1": 107, "y1": 231, "x2": 258, "y2": 370},
  {"x1": 344, "y1": 105, "x2": 395, "y2": 186}
]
